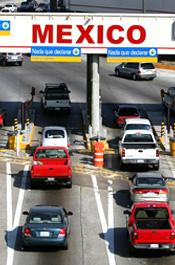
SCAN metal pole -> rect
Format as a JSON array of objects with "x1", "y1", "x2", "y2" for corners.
[
  {"x1": 167, "y1": 105, "x2": 171, "y2": 134},
  {"x1": 142, "y1": 0, "x2": 146, "y2": 13},
  {"x1": 91, "y1": 55, "x2": 100, "y2": 136},
  {"x1": 87, "y1": 54, "x2": 92, "y2": 129},
  {"x1": 16, "y1": 130, "x2": 20, "y2": 157}
]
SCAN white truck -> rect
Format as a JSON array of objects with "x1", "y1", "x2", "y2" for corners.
[
  {"x1": 118, "y1": 130, "x2": 159, "y2": 170},
  {"x1": 40, "y1": 83, "x2": 71, "y2": 114}
]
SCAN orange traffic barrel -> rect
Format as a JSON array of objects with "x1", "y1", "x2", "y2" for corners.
[{"x1": 93, "y1": 141, "x2": 104, "y2": 167}]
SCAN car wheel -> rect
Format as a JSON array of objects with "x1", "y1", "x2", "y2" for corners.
[
  {"x1": 120, "y1": 160, "x2": 124, "y2": 171},
  {"x1": 153, "y1": 163, "x2": 159, "y2": 171},
  {"x1": 66, "y1": 180, "x2": 72, "y2": 189},
  {"x1": 18, "y1": 62, "x2": 22, "y2": 66},
  {"x1": 115, "y1": 69, "x2": 120, "y2": 77},
  {"x1": 62, "y1": 239, "x2": 68, "y2": 250},
  {"x1": 132, "y1": 73, "x2": 137, "y2": 80}
]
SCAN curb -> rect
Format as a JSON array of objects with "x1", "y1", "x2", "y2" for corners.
[{"x1": 155, "y1": 63, "x2": 175, "y2": 71}]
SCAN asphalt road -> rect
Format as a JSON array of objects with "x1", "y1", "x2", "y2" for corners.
[{"x1": 1, "y1": 56, "x2": 175, "y2": 265}]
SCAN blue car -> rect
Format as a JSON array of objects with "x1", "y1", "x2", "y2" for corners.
[{"x1": 22, "y1": 205, "x2": 73, "y2": 249}]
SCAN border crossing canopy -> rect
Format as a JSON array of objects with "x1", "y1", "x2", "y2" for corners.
[{"x1": 0, "y1": 13, "x2": 175, "y2": 57}]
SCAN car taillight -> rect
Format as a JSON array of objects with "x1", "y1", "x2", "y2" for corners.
[
  {"x1": 159, "y1": 189, "x2": 168, "y2": 194},
  {"x1": 33, "y1": 160, "x2": 43, "y2": 165},
  {"x1": 24, "y1": 227, "x2": 31, "y2": 237},
  {"x1": 58, "y1": 228, "x2": 66, "y2": 238},
  {"x1": 132, "y1": 231, "x2": 138, "y2": 239},
  {"x1": 133, "y1": 189, "x2": 144, "y2": 194},
  {"x1": 170, "y1": 231, "x2": 175, "y2": 240},
  {"x1": 121, "y1": 148, "x2": 125, "y2": 157},
  {"x1": 156, "y1": 149, "x2": 159, "y2": 157}
]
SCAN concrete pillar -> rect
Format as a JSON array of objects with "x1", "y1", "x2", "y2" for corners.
[
  {"x1": 86, "y1": 54, "x2": 92, "y2": 128},
  {"x1": 91, "y1": 55, "x2": 100, "y2": 136}
]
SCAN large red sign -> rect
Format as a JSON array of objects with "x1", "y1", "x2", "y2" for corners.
[{"x1": 32, "y1": 24, "x2": 146, "y2": 45}]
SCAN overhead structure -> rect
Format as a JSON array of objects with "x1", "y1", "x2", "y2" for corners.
[{"x1": 0, "y1": 13, "x2": 175, "y2": 136}]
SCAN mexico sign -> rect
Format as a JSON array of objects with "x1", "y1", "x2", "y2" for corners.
[{"x1": 0, "y1": 13, "x2": 174, "y2": 55}]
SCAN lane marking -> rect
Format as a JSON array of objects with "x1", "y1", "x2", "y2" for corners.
[
  {"x1": 107, "y1": 180, "x2": 115, "y2": 254},
  {"x1": 6, "y1": 165, "x2": 29, "y2": 265},
  {"x1": 6, "y1": 162, "x2": 12, "y2": 231},
  {"x1": 91, "y1": 175, "x2": 116, "y2": 265}
]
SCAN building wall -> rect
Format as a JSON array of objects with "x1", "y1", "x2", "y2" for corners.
[{"x1": 68, "y1": 0, "x2": 175, "y2": 13}]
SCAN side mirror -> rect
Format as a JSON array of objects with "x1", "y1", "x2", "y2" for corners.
[
  {"x1": 22, "y1": 211, "x2": 29, "y2": 215},
  {"x1": 38, "y1": 131, "x2": 42, "y2": 134},
  {"x1": 40, "y1": 90, "x2": 44, "y2": 94},
  {"x1": 67, "y1": 211, "x2": 73, "y2": 216},
  {"x1": 123, "y1": 210, "x2": 131, "y2": 215}
]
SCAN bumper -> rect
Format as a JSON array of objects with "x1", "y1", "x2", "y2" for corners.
[
  {"x1": 23, "y1": 236, "x2": 66, "y2": 247},
  {"x1": 122, "y1": 159, "x2": 159, "y2": 165},
  {"x1": 31, "y1": 176, "x2": 72, "y2": 185},
  {"x1": 132, "y1": 243, "x2": 175, "y2": 250},
  {"x1": 132, "y1": 196, "x2": 168, "y2": 202},
  {"x1": 139, "y1": 73, "x2": 156, "y2": 79}
]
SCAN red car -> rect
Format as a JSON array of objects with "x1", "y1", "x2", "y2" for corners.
[
  {"x1": 30, "y1": 146, "x2": 72, "y2": 188},
  {"x1": 124, "y1": 202, "x2": 175, "y2": 252},
  {"x1": 114, "y1": 104, "x2": 140, "y2": 128},
  {"x1": 0, "y1": 109, "x2": 7, "y2": 126}
]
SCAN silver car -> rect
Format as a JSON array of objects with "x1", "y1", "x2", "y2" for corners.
[
  {"x1": 0, "y1": 53, "x2": 23, "y2": 66},
  {"x1": 114, "y1": 62, "x2": 157, "y2": 80},
  {"x1": 129, "y1": 172, "x2": 169, "y2": 202}
]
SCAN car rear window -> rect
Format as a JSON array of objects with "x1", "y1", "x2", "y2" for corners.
[
  {"x1": 125, "y1": 124, "x2": 151, "y2": 131},
  {"x1": 118, "y1": 108, "x2": 139, "y2": 116},
  {"x1": 136, "y1": 177, "x2": 165, "y2": 186},
  {"x1": 135, "y1": 208, "x2": 169, "y2": 219},
  {"x1": 141, "y1": 63, "x2": 154, "y2": 69},
  {"x1": 35, "y1": 149, "x2": 67, "y2": 158},
  {"x1": 123, "y1": 133, "x2": 154, "y2": 142},
  {"x1": 29, "y1": 213, "x2": 62, "y2": 223},
  {"x1": 45, "y1": 129, "x2": 65, "y2": 139}
]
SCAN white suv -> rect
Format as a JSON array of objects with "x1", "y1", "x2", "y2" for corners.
[{"x1": 0, "y1": 53, "x2": 23, "y2": 66}]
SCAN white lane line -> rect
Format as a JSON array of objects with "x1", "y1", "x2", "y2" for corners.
[
  {"x1": 6, "y1": 165, "x2": 29, "y2": 265},
  {"x1": 107, "y1": 180, "x2": 115, "y2": 254},
  {"x1": 91, "y1": 175, "x2": 116, "y2": 265},
  {"x1": 6, "y1": 162, "x2": 12, "y2": 231}
]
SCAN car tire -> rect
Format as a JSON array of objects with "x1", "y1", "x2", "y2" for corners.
[
  {"x1": 18, "y1": 62, "x2": 23, "y2": 66},
  {"x1": 115, "y1": 69, "x2": 120, "y2": 77},
  {"x1": 153, "y1": 163, "x2": 159, "y2": 171},
  {"x1": 66, "y1": 180, "x2": 72, "y2": 189},
  {"x1": 132, "y1": 73, "x2": 137, "y2": 81},
  {"x1": 149, "y1": 77, "x2": 154, "y2": 81},
  {"x1": 62, "y1": 239, "x2": 68, "y2": 250},
  {"x1": 120, "y1": 160, "x2": 124, "y2": 171}
]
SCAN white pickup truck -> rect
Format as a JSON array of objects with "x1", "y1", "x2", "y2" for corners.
[
  {"x1": 118, "y1": 130, "x2": 159, "y2": 170},
  {"x1": 40, "y1": 83, "x2": 71, "y2": 113}
]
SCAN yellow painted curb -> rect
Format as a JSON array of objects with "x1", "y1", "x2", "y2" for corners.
[{"x1": 155, "y1": 63, "x2": 175, "y2": 71}]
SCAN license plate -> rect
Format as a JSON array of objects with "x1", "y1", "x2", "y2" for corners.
[
  {"x1": 40, "y1": 231, "x2": 50, "y2": 237},
  {"x1": 150, "y1": 244, "x2": 159, "y2": 248},
  {"x1": 46, "y1": 177, "x2": 55, "y2": 181},
  {"x1": 55, "y1": 107, "x2": 61, "y2": 110},
  {"x1": 137, "y1": 159, "x2": 144, "y2": 163}
]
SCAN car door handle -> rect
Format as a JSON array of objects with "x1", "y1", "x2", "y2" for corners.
[
  {"x1": 49, "y1": 168, "x2": 53, "y2": 170},
  {"x1": 138, "y1": 150, "x2": 143, "y2": 152}
]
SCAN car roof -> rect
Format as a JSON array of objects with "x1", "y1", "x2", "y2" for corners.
[
  {"x1": 30, "y1": 205, "x2": 64, "y2": 214},
  {"x1": 43, "y1": 126, "x2": 67, "y2": 132},
  {"x1": 135, "y1": 172, "x2": 163, "y2": 179},
  {"x1": 125, "y1": 118, "x2": 151, "y2": 125},
  {"x1": 118, "y1": 104, "x2": 138, "y2": 109}
]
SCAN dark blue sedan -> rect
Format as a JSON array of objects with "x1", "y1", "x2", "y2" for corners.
[{"x1": 22, "y1": 205, "x2": 73, "y2": 249}]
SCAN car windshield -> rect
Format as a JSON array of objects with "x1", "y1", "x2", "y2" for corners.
[
  {"x1": 45, "y1": 129, "x2": 65, "y2": 139},
  {"x1": 136, "y1": 177, "x2": 165, "y2": 186},
  {"x1": 135, "y1": 208, "x2": 169, "y2": 219},
  {"x1": 124, "y1": 133, "x2": 154, "y2": 142},
  {"x1": 125, "y1": 124, "x2": 151, "y2": 131},
  {"x1": 118, "y1": 108, "x2": 138, "y2": 116},
  {"x1": 35, "y1": 149, "x2": 67, "y2": 158},
  {"x1": 29, "y1": 213, "x2": 62, "y2": 223}
]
